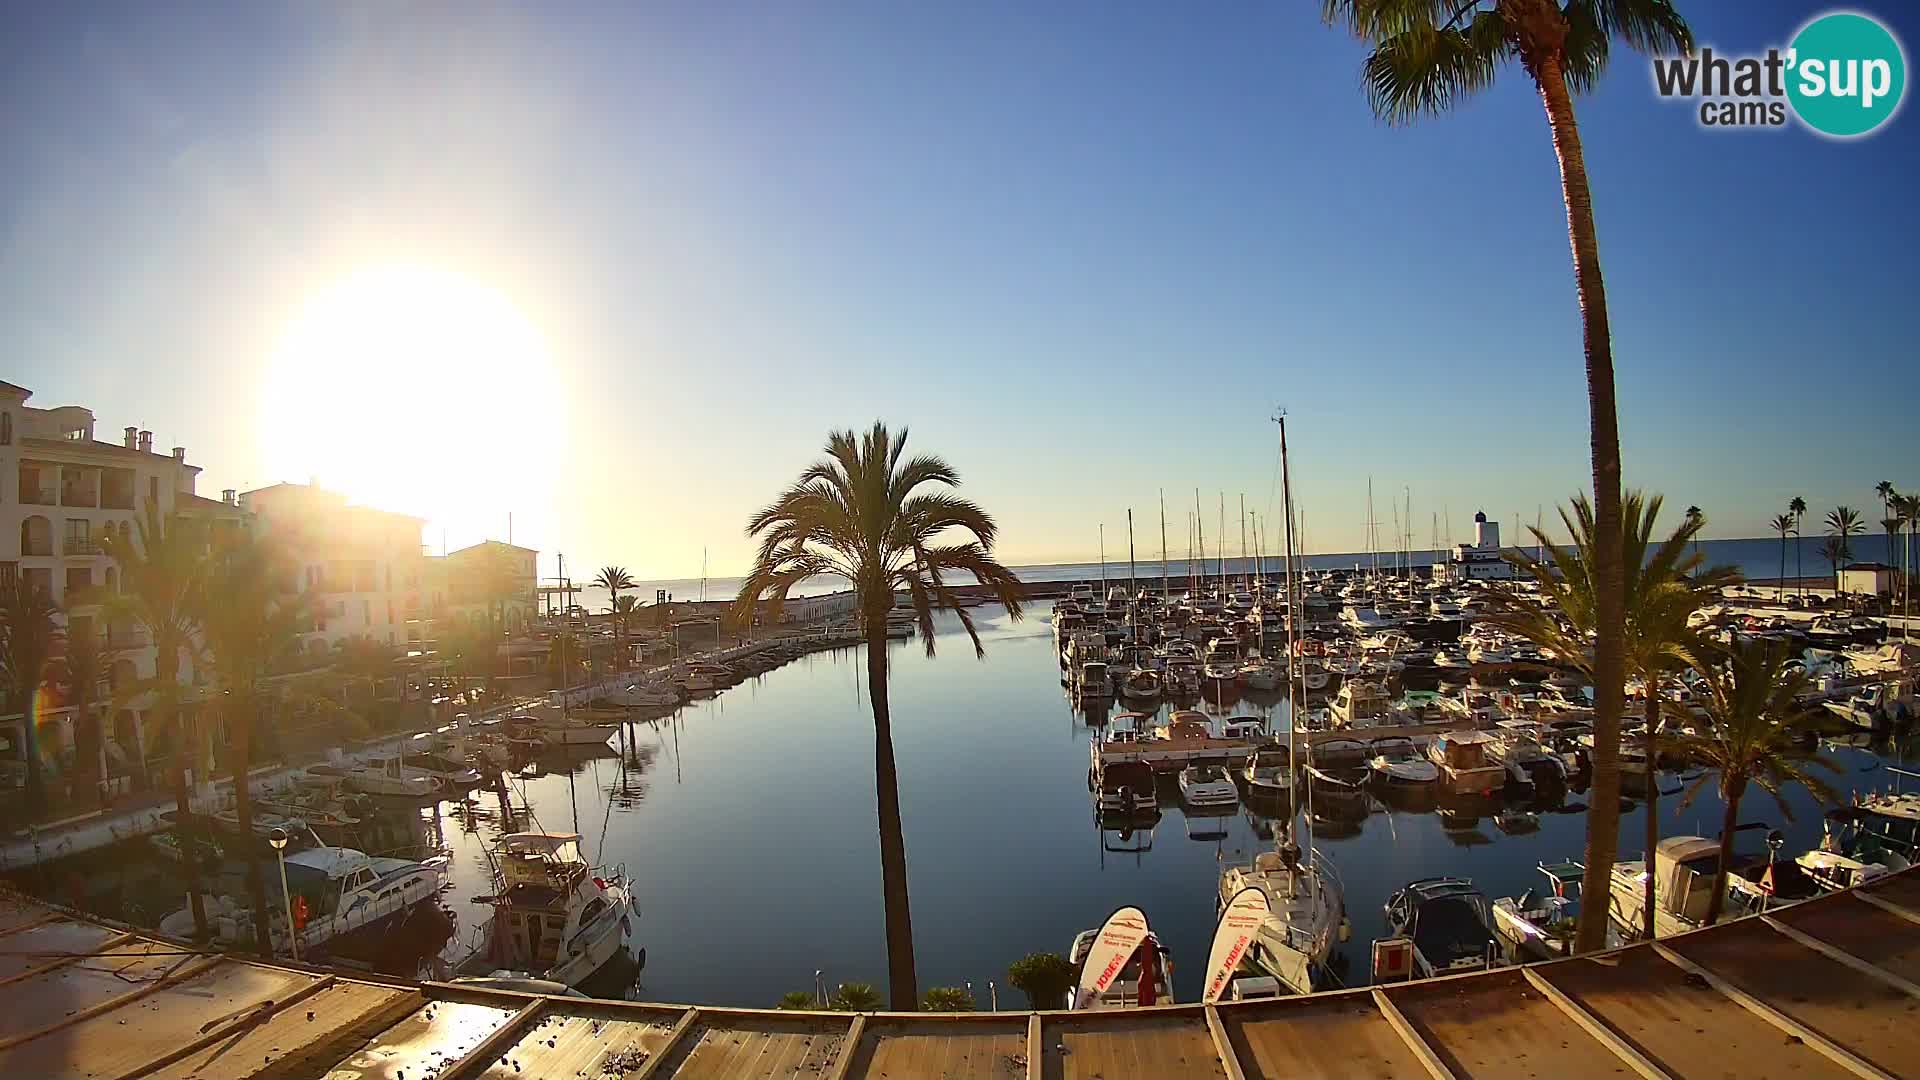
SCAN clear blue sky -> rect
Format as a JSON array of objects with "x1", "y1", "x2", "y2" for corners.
[{"x1": 3, "y1": 1, "x2": 1914, "y2": 577}]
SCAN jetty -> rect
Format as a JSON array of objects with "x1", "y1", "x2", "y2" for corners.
[{"x1": 1, "y1": 865, "x2": 1917, "y2": 1079}]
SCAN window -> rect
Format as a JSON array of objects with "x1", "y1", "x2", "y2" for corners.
[
  {"x1": 63, "y1": 518, "x2": 90, "y2": 555},
  {"x1": 0, "y1": 411, "x2": 9, "y2": 445},
  {"x1": 148, "y1": 476, "x2": 158, "y2": 504}
]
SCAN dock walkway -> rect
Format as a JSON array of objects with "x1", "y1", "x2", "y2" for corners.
[{"x1": 3, "y1": 866, "x2": 1918, "y2": 1078}]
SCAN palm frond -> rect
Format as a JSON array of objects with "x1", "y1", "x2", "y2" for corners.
[{"x1": 1362, "y1": 21, "x2": 1508, "y2": 123}]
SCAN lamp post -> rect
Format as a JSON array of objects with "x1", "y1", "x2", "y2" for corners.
[
  {"x1": 268, "y1": 827, "x2": 298, "y2": 961},
  {"x1": 1762, "y1": 829, "x2": 1785, "y2": 914}
]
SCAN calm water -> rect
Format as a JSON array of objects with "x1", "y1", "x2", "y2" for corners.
[
  {"x1": 426, "y1": 604, "x2": 1900, "y2": 1006},
  {"x1": 21, "y1": 603, "x2": 1907, "y2": 1006},
  {"x1": 585, "y1": 533, "x2": 1908, "y2": 613}
]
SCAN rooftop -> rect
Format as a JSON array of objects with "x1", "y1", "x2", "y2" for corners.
[{"x1": 0, "y1": 866, "x2": 1914, "y2": 1078}]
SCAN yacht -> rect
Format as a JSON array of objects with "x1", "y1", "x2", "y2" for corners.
[
  {"x1": 304, "y1": 761, "x2": 435, "y2": 799},
  {"x1": 1607, "y1": 835, "x2": 1730, "y2": 939},
  {"x1": 1384, "y1": 878, "x2": 1501, "y2": 977},
  {"x1": 1178, "y1": 764, "x2": 1240, "y2": 808},
  {"x1": 1120, "y1": 667, "x2": 1164, "y2": 703},
  {"x1": 1491, "y1": 862, "x2": 1593, "y2": 961},
  {"x1": 479, "y1": 832, "x2": 636, "y2": 988},
  {"x1": 377, "y1": 752, "x2": 484, "y2": 793},
  {"x1": 1242, "y1": 745, "x2": 1294, "y2": 800},
  {"x1": 1216, "y1": 830, "x2": 1347, "y2": 995},
  {"x1": 1488, "y1": 720, "x2": 1569, "y2": 790},
  {"x1": 1426, "y1": 731, "x2": 1507, "y2": 794},
  {"x1": 1067, "y1": 907, "x2": 1174, "y2": 1009},
  {"x1": 160, "y1": 844, "x2": 449, "y2": 959},
  {"x1": 1367, "y1": 736, "x2": 1439, "y2": 787},
  {"x1": 1331, "y1": 680, "x2": 1393, "y2": 729}
]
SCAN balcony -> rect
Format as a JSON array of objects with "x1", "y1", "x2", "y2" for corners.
[
  {"x1": 64, "y1": 537, "x2": 101, "y2": 556},
  {"x1": 61, "y1": 486, "x2": 99, "y2": 508},
  {"x1": 20, "y1": 487, "x2": 56, "y2": 507}
]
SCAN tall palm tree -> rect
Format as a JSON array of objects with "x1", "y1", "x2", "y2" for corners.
[
  {"x1": 1668, "y1": 639, "x2": 1837, "y2": 926},
  {"x1": 59, "y1": 623, "x2": 110, "y2": 807},
  {"x1": 1485, "y1": 491, "x2": 1734, "y2": 941},
  {"x1": 97, "y1": 500, "x2": 214, "y2": 936},
  {"x1": 733, "y1": 423, "x2": 1025, "y2": 1008},
  {"x1": 1769, "y1": 513, "x2": 1795, "y2": 603},
  {"x1": 1818, "y1": 536, "x2": 1847, "y2": 596},
  {"x1": 1875, "y1": 481, "x2": 1896, "y2": 526},
  {"x1": 0, "y1": 578, "x2": 62, "y2": 817},
  {"x1": 1789, "y1": 496, "x2": 1808, "y2": 601},
  {"x1": 594, "y1": 567, "x2": 635, "y2": 668},
  {"x1": 1319, "y1": 0, "x2": 1692, "y2": 953},
  {"x1": 1895, "y1": 493, "x2": 1920, "y2": 635},
  {"x1": 1825, "y1": 507, "x2": 1863, "y2": 591},
  {"x1": 1883, "y1": 517, "x2": 1904, "y2": 598},
  {"x1": 198, "y1": 531, "x2": 310, "y2": 957},
  {"x1": 1684, "y1": 505, "x2": 1702, "y2": 561},
  {"x1": 610, "y1": 594, "x2": 641, "y2": 667}
]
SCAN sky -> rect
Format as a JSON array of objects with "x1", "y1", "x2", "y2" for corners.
[{"x1": 3, "y1": 1, "x2": 1915, "y2": 581}]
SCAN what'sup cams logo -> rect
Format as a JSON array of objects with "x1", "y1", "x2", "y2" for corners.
[{"x1": 1652, "y1": 10, "x2": 1906, "y2": 137}]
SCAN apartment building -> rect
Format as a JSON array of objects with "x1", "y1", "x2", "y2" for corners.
[{"x1": 237, "y1": 482, "x2": 428, "y2": 658}]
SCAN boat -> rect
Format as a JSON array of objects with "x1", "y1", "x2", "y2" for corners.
[
  {"x1": 1242, "y1": 661, "x2": 1283, "y2": 691},
  {"x1": 524, "y1": 718, "x2": 620, "y2": 748},
  {"x1": 256, "y1": 775, "x2": 372, "y2": 830},
  {"x1": 1203, "y1": 661, "x2": 1239, "y2": 685},
  {"x1": 1491, "y1": 861, "x2": 1589, "y2": 960},
  {"x1": 476, "y1": 831, "x2": 636, "y2": 989},
  {"x1": 1608, "y1": 835, "x2": 1735, "y2": 939},
  {"x1": 1367, "y1": 736, "x2": 1439, "y2": 787},
  {"x1": 305, "y1": 761, "x2": 435, "y2": 799},
  {"x1": 1330, "y1": 680, "x2": 1393, "y2": 729},
  {"x1": 1220, "y1": 716, "x2": 1266, "y2": 741},
  {"x1": 1426, "y1": 731, "x2": 1507, "y2": 795},
  {"x1": 1076, "y1": 660, "x2": 1112, "y2": 700},
  {"x1": 606, "y1": 681, "x2": 680, "y2": 708},
  {"x1": 1242, "y1": 745, "x2": 1293, "y2": 800},
  {"x1": 1216, "y1": 829, "x2": 1347, "y2": 995},
  {"x1": 1067, "y1": 906, "x2": 1174, "y2": 1009},
  {"x1": 1383, "y1": 878, "x2": 1501, "y2": 978},
  {"x1": 375, "y1": 752, "x2": 484, "y2": 793},
  {"x1": 1488, "y1": 720, "x2": 1569, "y2": 790},
  {"x1": 1092, "y1": 730, "x2": 1158, "y2": 814},
  {"x1": 1178, "y1": 764, "x2": 1239, "y2": 808},
  {"x1": 1793, "y1": 848, "x2": 1896, "y2": 891},
  {"x1": 159, "y1": 844, "x2": 450, "y2": 959},
  {"x1": 1120, "y1": 667, "x2": 1164, "y2": 702}
]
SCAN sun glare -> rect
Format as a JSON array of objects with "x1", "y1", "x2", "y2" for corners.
[{"x1": 260, "y1": 266, "x2": 564, "y2": 549}]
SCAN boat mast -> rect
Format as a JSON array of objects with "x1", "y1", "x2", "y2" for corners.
[
  {"x1": 1239, "y1": 494, "x2": 1248, "y2": 592},
  {"x1": 1274, "y1": 415, "x2": 1301, "y2": 830},
  {"x1": 1127, "y1": 509, "x2": 1137, "y2": 639},
  {"x1": 1099, "y1": 524, "x2": 1106, "y2": 591},
  {"x1": 1159, "y1": 490, "x2": 1169, "y2": 603},
  {"x1": 1195, "y1": 490, "x2": 1205, "y2": 597},
  {"x1": 1218, "y1": 493, "x2": 1226, "y2": 596}
]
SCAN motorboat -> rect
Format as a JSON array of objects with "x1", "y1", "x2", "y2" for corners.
[
  {"x1": 1492, "y1": 862, "x2": 1593, "y2": 961},
  {"x1": 1331, "y1": 680, "x2": 1392, "y2": 729},
  {"x1": 304, "y1": 761, "x2": 435, "y2": 799},
  {"x1": 1203, "y1": 661, "x2": 1239, "y2": 685},
  {"x1": 1367, "y1": 736, "x2": 1439, "y2": 787},
  {"x1": 1489, "y1": 720, "x2": 1569, "y2": 790},
  {"x1": 1426, "y1": 731, "x2": 1507, "y2": 794},
  {"x1": 1609, "y1": 835, "x2": 1740, "y2": 939},
  {"x1": 1179, "y1": 764, "x2": 1240, "y2": 807},
  {"x1": 1242, "y1": 661, "x2": 1283, "y2": 691},
  {"x1": 1793, "y1": 848, "x2": 1896, "y2": 891},
  {"x1": 1383, "y1": 877, "x2": 1501, "y2": 978},
  {"x1": 1092, "y1": 752, "x2": 1158, "y2": 816},
  {"x1": 1077, "y1": 660, "x2": 1112, "y2": 700},
  {"x1": 1217, "y1": 830, "x2": 1347, "y2": 995},
  {"x1": 1067, "y1": 907, "x2": 1175, "y2": 1009},
  {"x1": 1120, "y1": 667, "x2": 1164, "y2": 702},
  {"x1": 256, "y1": 775, "x2": 371, "y2": 830},
  {"x1": 606, "y1": 681, "x2": 680, "y2": 709},
  {"x1": 1242, "y1": 745, "x2": 1293, "y2": 800},
  {"x1": 376, "y1": 752, "x2": 484, "y2": 793},
  {"x1": 1220, "y1": 716, "x2": 1266, "y2": 741},
  {"x1": 160, "y1": 844, "x2": 450, "y2": 959},
  {"x1": 477, "y1": 831, "x2": 636, "y2": 989}
]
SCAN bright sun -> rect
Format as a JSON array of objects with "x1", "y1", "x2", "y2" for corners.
[{"x1": 260, "y1": 266, "x2": 564, "y2": 548}]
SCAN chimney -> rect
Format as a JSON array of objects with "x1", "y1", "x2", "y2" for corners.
[
  {"x1": 222, "y1": 489, "x2": 236, "y2": 505},
  {"x1": 137, "y1": 430, "x2": 152, "y2": 453},
  {"x1": 171, "y1": 446, "x2": 186, "y2": 462},
  {"x1": 123, "y1": 426, "x2": 137, "y2": 448}
]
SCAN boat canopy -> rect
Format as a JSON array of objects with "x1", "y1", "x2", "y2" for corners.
[{"x1": 502, "y1": 832, "x2": 585, "y2": 860}]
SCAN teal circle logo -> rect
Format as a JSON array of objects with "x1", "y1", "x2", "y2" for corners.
[{"x1": 1787, "y1": 12, "x2": 1906, "y2": 137}]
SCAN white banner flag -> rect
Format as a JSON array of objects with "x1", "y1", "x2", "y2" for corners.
[
  {"x1": 1201, "y1": 886, "x2": 1270, "y2": 1004},
  {"x1": 1073, "y1": 906, "x2": 1152, "y2": 1009}
]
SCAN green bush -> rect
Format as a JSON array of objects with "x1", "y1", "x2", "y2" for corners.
[
  {"x1": 831, "y1": 982, "x2": 881, "y2": 1011},
  {"x1": 920, "y1": 986, "x2": 975, "y2": 1012},
  {"x1": 1007, "y1": 952, "x2": 1075, "y2": 1010},
  {"x1": 775, "y1": 991, "x2": 818, "y2": 1010}
]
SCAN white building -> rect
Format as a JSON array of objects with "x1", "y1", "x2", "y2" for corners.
[
  {"x1": 1435, "y1": 512, "x2": 1516, "y2": 583},
  {"x1": 237, "y1": 483, "x2": 428, "y2": 659},
  {"x1": 423, "y1": 540, "x2": 539, "y2": 639},
  {"x1": 0, "y1": 380, "x2": 243, "y2": 795},
  {"x1": 1837, "y1": 562, "x2": 1897, "y2": 598}
]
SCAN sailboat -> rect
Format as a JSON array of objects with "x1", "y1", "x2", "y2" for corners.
[{"x1": 1215, "y1": 414, "x2": 1349, "y2": 996}]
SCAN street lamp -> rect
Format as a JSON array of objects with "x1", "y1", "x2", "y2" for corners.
[
  {"x1": 268, "y1": 827, "x2": 298, "y2": 962},
  {"x1": 1762, "y1": 829, "x2": 1786, "y2": 913}
]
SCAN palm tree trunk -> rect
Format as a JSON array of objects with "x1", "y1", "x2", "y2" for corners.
[
  {"x1": 1703, "y1": 776, "x2": 1745, "y2": 927},
  {"x1": 1533, "y1": 50, "x2": 1627, "y2": 955},
  {"x1": 1778, "y1": 533, "x2": 1787, "y2": 603},
  {"x1": 161, "y1": 648, "x2": 209, "y2": 937},
  {"x1": 20, "y1": 691, "x2": 46, "y2": 818},
  {"x1": 1640, "y1": 691, "x2": 1660, "y2": 939},
  {"x1": 231, "y1": 703, "x2": 273, "y2": 958},
  {"x1": 864, "y1": 602, "x2": 918, "y2": 1011}
]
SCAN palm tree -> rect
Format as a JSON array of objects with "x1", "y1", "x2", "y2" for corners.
[
  {"x1": 1684, "y1": 505, "x2": 1702, "y2": 561},
  {"x1": 97, "y1": 500, "x2": 215, "y2": 936},
  {"x1": 1896, "y1": 493, "x2": 1920, "y2": 634},
  {"x1": 1825, "y1": 507, "x2": 1863, "y2": 593},
  {"x1": 610, "y1": 594, "x2": 641, "y2": 667},
  {"x1": 1318, "y1": 0, "x2": 1692, "y2": 953},
  {"x1": 1789, "y1": 496, "x2": 1808, "y2": 601},
  {"x1": 1769, "y1": 513, "x2": 1795, "y2": 603},
  {"x1": 1883, "y1": 517, "x2": 1904, "y2": 599},
  {"x1": 0, "y1": 577, "x2": 62, "y2": 817},
  {"x1": 1876, "y1": 481, "x2": 1896, "y2": 525},
  {"x1": 733, "y1": 423, "x2": 1025, "y2": 1009},
  {"x1": 1668, "y1": 639, "x2": 1837, "y2": 926},
  {"x1": 594, "y1": 567, "x2": 635, "y2": 669},
  {"x1": 58, "y1": 623, "x2": 111, "y2": 807},
  {"x1": 1485, "y1": 491, "x2": 1734, "y2": 941},
  {"x1": 1819, "y1": 536, "x2": 1847, "y2": 596},
  {"x1": 199, "y1": 531, "x2": 311, "y2": 957}
]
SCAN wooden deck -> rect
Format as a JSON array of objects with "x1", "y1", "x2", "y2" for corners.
[{"x1": 2, "y1": 867, "x2": 1918, "y2": 1080}]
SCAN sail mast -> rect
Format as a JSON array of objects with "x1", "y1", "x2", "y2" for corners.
[{"x1": 1159, "y1": 490, "x2": 1169, "y2": 603}]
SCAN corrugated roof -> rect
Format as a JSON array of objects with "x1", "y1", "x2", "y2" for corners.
[{"x1": 0, "y1": 868, "x2": 1916, "y2": 1079}]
